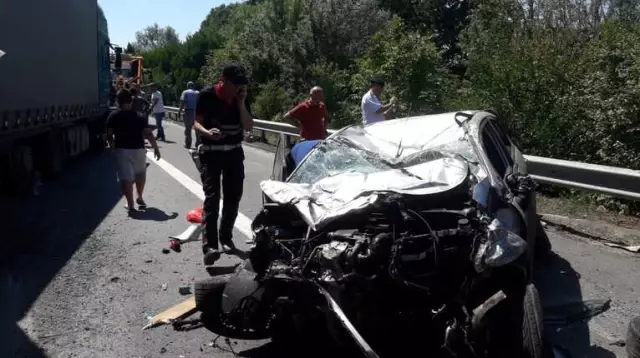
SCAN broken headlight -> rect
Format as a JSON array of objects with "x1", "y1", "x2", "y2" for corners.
[{"x1": 474, "y1": 218, "x2": 527, "y2": 272}]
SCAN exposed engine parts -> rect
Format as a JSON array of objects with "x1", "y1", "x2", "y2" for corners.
[{"x1": 239, "y1": 195, "x2": 531, "y2": 357}]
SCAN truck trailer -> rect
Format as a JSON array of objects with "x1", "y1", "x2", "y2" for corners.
[{"x1": 0, "y1": 0, "x2": 112, "y2": 193}]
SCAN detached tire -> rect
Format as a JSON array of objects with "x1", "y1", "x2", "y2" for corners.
[
  {"x1": 627, "y1": 316, "x2": 640, "y2": 358},
  {"x1": 194, "y1": 276, "x2": 226, "y2": 315}
]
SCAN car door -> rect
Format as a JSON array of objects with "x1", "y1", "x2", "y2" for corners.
[
  {"x1": 483, "y1": 119, "x2": 539, "y2": 271},
  {"x1": 271, "y1": 134, "x2": 288, "y2": 182},
  {"x1": 490, "y1": 119, "x2": 549, "y2": 255},
  {"x1": 263, "y1": 134, "x2": 289, "y2": 205},
  {"x1": 480, "y1": 118, "x2": 536, "y2": 279}
]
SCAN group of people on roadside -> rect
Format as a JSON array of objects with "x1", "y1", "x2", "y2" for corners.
[
  {"x1": 106, "y1": 61, "x2": 396, "y2": 266},
  {"x1": 282, "y1": 77, "x2": 397, "y2": 142}
]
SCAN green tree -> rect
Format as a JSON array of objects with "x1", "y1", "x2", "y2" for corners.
[{"x1": 133, "y1": 23, "x2": 180, "y2": 52}]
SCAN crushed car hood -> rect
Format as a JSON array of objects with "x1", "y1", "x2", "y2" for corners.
[{"x1": 260, "y1": 157, "x2": 470, "y2": 231}]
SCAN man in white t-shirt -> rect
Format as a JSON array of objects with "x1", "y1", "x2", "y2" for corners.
[
  {"x1": 150, "y1": 83, "x2": 166, "y2": 141},
  {"x1": 361, "y1": 77, "x2": 396, "y2": 125},
  {"x1": 178, "y1": 81, "x2": 201, "y2": 149}
]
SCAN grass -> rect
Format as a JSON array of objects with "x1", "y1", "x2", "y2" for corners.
[{"x1": 537, "y1": 194, "x2": 640, "y2": 231}]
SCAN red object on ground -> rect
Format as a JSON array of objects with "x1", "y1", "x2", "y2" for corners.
[
  {"x1": 169, "y1": 239, "x2": 182, "y2": 253},
  {"x1": 186, "y1": 207, "x2": 203, "y2": 223}
]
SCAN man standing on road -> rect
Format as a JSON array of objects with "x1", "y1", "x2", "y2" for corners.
[
  {"x1": 178, "y1": 81, "x2": 201, "y2": 149},
  {"x1": 361, "y1": 77, "x2": 396, "y2": 125},
  {"x1": 194, "y1": 63, "x2": 254, "y2": 265},
  {"x1": 283, "y1": 86, "x2": 329, "y2": 141},
  {"x1": 106, "y1": 89, "x2": 161, "y2": 213},
  {"x1": 149, "y1": 83, "x2": 166, "y2": 141}
]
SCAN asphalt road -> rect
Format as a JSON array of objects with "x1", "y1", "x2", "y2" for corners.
[{"x1": 0, "y1": 119, "x2": 637, "y2": 358}]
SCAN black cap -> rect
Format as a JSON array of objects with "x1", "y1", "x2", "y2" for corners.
[
  {"x1": 370, "y1": 77, "x2": 385, "y2": 86},
  {"x1": 222, "y1": 63, "x2": 249, "y2": 85}
]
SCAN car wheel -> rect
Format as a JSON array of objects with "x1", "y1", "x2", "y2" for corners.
[
  {"x1": 627, "y1": 316, "x2": 640, "y2": 358},
  {"x1": 522, "y1": 283, "x2": 546, "y2": 358},
  {"x1": 485, "y1": 283, "x2": 551, "y2": 358},
  {"x1": 534, "y1": 220, "x2": 552, "y2": 260}
]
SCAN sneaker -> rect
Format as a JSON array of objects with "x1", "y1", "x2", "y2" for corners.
[
  {"x1": 136, "y1": 197, "x2": 147, "y2": 208},
  {"x1": 203, "y1": 248, "x2": 221, "y2": 266}
]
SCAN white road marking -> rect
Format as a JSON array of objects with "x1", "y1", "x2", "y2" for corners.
[{"x1": 145, "y1": 151, "x2": 253, "y2": 239}]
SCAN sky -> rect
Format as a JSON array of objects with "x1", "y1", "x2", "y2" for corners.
[{"x1": 98, "y1": 0, "x2": 241, "y2": 48}]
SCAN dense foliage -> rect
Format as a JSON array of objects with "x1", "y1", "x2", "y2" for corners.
[{"x1": 136, "y1": 0, "x2": 640, "y2": 178}]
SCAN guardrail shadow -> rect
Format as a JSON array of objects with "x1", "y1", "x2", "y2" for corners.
[
  {"x1": 0, "y1": 150, "x2": 122, "y2": 357},
  {"x1": 535, "y1": 251, "x2": 615, "y2": 358}
]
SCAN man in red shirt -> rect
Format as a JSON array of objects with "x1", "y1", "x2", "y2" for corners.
[{"x1": 284, "y1": 86, "x2": 329, "y2": 140}]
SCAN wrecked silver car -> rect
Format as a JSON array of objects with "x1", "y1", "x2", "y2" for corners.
[{"x1": 196, "y1": 111, "x2": 553, "y2": 358}]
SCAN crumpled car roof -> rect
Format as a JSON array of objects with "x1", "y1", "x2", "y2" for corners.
[{"x1": 260, "y1": 111, "x2": 487, "y2": 231}]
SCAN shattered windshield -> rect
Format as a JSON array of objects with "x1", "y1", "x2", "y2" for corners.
[{"x1": 288, "y1": 117, "x2": 479, "y2": 185}]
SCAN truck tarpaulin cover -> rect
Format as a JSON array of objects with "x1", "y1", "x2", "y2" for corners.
[{"x1": 260, "y1": 112, "x2": 486, "y2": 231}]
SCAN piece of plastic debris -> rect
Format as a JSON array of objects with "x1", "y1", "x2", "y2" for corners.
[
  {"x1": 162, "y1": 248, "x2": 170, "y2": 254},
  {"x1": 178, "y1": 285, "x2": 191, "y2": 295},
  {"x1": 161, "y1": 283, "x2": 168, "y2": 291}
]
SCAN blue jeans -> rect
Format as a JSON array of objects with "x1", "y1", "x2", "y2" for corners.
[{"x1": 154, "y1": 112, "x2": 165, "y2": 139}]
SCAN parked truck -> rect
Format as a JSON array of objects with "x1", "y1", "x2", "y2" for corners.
[{"x1": 0, "y1": 0, "x2": 112, "y2": 193}]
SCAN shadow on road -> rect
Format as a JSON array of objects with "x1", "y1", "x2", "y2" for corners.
[
  {"x1": 0, "y1": 151, "x2": 122, "y2": 357},
  {"x1": 535, "y1": 252, "x2": 616, "y2": 358},
  {"x1": 130, "y1": 207, "x2": 178, "y2": 221}
]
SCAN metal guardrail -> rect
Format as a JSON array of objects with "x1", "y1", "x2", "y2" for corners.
[{"x1": 164, "y1": 106, "x2": 640, "y2": 201}]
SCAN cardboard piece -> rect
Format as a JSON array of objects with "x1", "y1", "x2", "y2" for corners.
[{"x1": 142, "y1": 296, "x2": 197, "y2": 330}]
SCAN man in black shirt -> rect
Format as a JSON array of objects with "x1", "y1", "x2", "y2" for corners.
[
  {"x1": 194, "y1": 63, "x2": 254, "y2": 265},
  {"x1": 106, "y1": 89, "x2": 161, "y2": 213}
]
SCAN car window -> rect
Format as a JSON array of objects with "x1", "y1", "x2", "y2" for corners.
[
  {"x1": 490, "y1": 117, "x2": 523, "y2": 151},
  {"x1": 481, "y1": 124, "x2": 513, "y2": 179},
  {"x1": 488, "y1": 120, "x2": 512, "y2": 154},
  {"x1": 288, "y1": 140, "x2": 389, "y2": 184}
]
